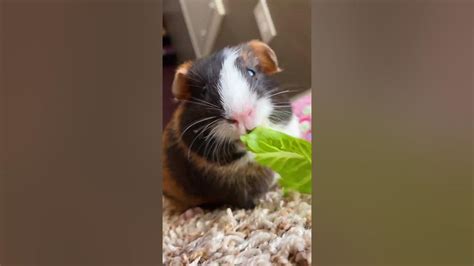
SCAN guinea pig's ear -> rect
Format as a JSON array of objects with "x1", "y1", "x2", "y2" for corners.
[
  {"x1": 172, "y1": 61, "x2": 193, "y2": 100},
  {"x1": 247, "y1": 40, "x2": 282, "y2": 75}
]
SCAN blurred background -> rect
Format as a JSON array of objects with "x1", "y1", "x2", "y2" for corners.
[{"x1": 162, "y1": 0, "x2": 310, "y2": 126}]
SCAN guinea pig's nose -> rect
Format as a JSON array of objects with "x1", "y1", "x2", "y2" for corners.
[
  {"x1": 231, "y1": 108, "x2": 254, "y2": 122},
  {"x1": 230, "y1": 106, "x2": 256, "y2": 134}
]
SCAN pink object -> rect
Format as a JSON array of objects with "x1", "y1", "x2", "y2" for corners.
[
  {"x1": 231, "y1": 106, "x2": 256, "y2": 134},
  {"x1": 292, "y1": 93, "x2": 312, "y2": 141}
]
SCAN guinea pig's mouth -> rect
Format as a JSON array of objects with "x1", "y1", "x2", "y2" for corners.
[
  {"x1": 224, "y1": 118, "x2": 256, "y2": 136},
  {"x1": 234, "y1": 139, "x2": 246, "y2": 150},
  {"x1": 225, "y1": 118, "x2": 238, "y2": 124}
]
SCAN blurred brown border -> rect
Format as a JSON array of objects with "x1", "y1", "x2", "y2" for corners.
[
  {"x1": 312, "y1": 0, "x2": 472, "y2": 265},
  {"x1": 0, "y1": 0, "x2": 163, "y2": 264}
]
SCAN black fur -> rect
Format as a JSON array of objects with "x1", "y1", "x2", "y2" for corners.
[{"x1": 166, "y1": 127, "x2": 272, "y2": 209}]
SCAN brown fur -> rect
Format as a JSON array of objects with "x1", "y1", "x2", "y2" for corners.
[
  {"x1": 171, "y1": 61, "x2": 193, "y2": 100},
  {"x1": 162, "y1": 108, "x2": 213, "y2": 210},
  {"x1": 247, "y1": 40, "x2": 282, "y2": 75}
]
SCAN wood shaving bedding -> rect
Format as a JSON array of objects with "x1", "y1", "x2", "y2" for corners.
[{"x1": 163, "y1": 189, "x2": 312, "y2": 265}]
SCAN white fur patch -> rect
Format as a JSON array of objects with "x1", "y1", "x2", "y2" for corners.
[
  {"x1": 269, "y1": 114, "x2": 301, "y2": 138},
  {"x1": 216, "y1": 48, "x2": 298, "y2": 142},
  {"x1": 218, "y1": 49, "x2": 273, "y2": 126}
]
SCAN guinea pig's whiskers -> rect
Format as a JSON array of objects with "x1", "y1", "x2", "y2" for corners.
[
  {"x1": 215, "y1": 127, "x2": 229, "y2": 164},
  {"x1": 265, "y1": 88, "x2": 280, "y2": 94},
  {"x1": 213, "y1": 139, "x2": 220, "y2": 164},
  {"x1": 270, "y1": 110, "x2": 291, "y2": 116},
  {"x1": 279, "y1": 84, "x2": 307, "y2": 92},
  {"x1": 272, "y1": 101, "x2": 293, "y2": 106},
  {"x1": 187, "y1": 119, "x2": 220, "y2": 160},
  {"x1": 194, "y1": 120, "x2": 219, "y2": 160},
  {"x1": 190, "y1": 97, "x2": 220, "y2": 109},
  {"x1": 218, "y1": 140, "x2": 228, "y2": 164},
  {"x1": 225, "y1": 138, "x2": 233, "y2": 161},
  {"x1": 210, "y1": 128, "x2": 226, "y2": 164},
  {"x1": 273, "y1": 105, "x2": 293, "y2": 109},
  {"x1": 270, "y1": 114, "x2": 291, "y2": 121},
  {"x1": 184, "y1": 75, "x2": 204, "y2": 84},
  {"x1": 271, "y1": 110, "x2": 293, "y2": 116},
  {"x1": 265, "y1": 89, "x2": 293, "y2": 98},
  {"x1": 204, "y1": 124, "x2": 218, "y2": 141},
  {"x1": 270, "y1": 107, "x2": 294, "y2": 122},
  {"x1": 249, "y1": 82, "x2": 258, "y2": 94},
  {"x1": 208, "y1": 138, "x2": 220, "y2": 164},
  {"x1": 203, "y1": 126, "x2": 219, "y2": 160},
  {"x1": 271, "y1": 100, "x2": 293, "y2": 104},
  {"x1": 271, "y1": 108, "x2": 293, "y2": 113},
  {"x1": 193, "y1": 118, "x2": 236, "y2": 165},
  {"x1": 178, "y1": 99, "x2": 220, "y2": 111},
  {"x1": 187, "y1": 124, "x2": 208, "y2": 155},
  {"x1": 180, "y1": 116, "x2": 217, "y2": 141}
]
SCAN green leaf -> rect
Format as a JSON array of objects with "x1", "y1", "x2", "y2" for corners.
[{"x1": 240, "y1": 127, "x2": 312, "y2": 194}]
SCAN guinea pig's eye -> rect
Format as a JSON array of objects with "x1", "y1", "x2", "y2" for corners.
[{"x1": 246, "y1": 68, "x2": 256, "y2": 77}]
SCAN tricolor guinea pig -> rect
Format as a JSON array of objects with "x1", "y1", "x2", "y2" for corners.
[{"x1": 163, "y1": 40, "x2": 300, "y2": 211}]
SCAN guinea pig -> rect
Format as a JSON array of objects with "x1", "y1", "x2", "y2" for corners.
[{"x1": 163, "y1": 40, "x2": 300, "y2": 211}]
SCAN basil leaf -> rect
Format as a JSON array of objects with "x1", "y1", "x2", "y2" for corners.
[{"x1": 240, "y1": 127, "x2": 312, "y2": 194}]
